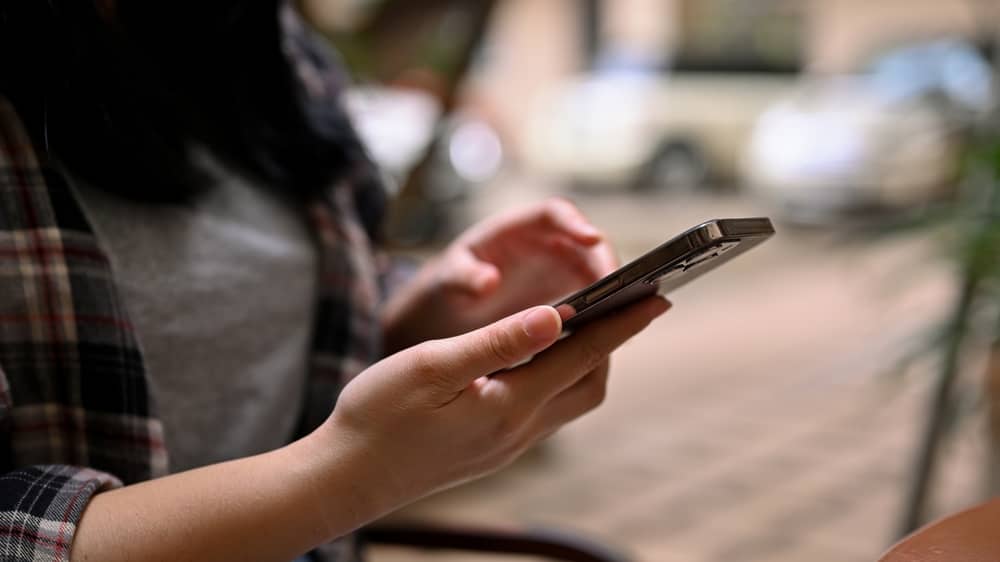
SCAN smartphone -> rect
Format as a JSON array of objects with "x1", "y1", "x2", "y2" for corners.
[{"x1": 556, "y1": 217, "x2": 775, "y2": 332}]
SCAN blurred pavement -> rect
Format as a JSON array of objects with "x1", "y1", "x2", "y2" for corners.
[{"x1": 374, "y1": 174, "x2": 988, "y2": 562}]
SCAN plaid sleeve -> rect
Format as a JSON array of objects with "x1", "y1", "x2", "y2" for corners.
[
  {"x1": 0, "y1": 464, "x2": 120, "y2": 562},
  {"x1": 0, "y1": 97, "x2": 158, "y2": 560}
]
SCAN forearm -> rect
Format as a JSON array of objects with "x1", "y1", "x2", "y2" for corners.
[{"x1": 70, "y1": 427, "x2": 381, "y2": 562}]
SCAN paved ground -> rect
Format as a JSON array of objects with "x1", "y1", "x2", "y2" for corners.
[{"x1": 372, "y1": 177, "x2": 990, "y2": 562}]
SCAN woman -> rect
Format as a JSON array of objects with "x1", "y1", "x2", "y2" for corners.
[{"x1": 0, "y1": 1, "x2": 669, "y2": 560}]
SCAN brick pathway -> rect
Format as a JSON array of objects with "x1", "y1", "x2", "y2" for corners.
[{"x1": 373, "y1": 185, "x2": 988, "y2": 561}]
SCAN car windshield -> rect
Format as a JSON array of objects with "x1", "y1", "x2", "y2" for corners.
[{"x1": 862, "y1": 39, "x2": 994, "y2": 110}]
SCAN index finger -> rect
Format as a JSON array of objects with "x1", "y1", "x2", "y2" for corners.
[
  {"x1": 468, "y1": 198, "x2": 603, "y2": 251},
  {"x1": 539, "y1": 197, "x2": 604, "y2": 244},
  {"x1": 582, "y1": 238, "x2": 620, "y2": 279}
]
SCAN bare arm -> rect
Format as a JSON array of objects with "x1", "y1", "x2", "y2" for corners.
[
  {"x1": 71, "y1": 298, "x2": 668, "y2": 561},
  {"x1": 70, "y1": 426, "x2": 376, "y2": 562}
]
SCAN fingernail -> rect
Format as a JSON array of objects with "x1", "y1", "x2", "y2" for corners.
[{"x1": 523, "y1": 306, "x2": 560, "y2": 341}]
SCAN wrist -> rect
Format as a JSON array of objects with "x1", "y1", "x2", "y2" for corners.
[{"x1": 282, "y1": 422, "x2": 390, "y2": 541}]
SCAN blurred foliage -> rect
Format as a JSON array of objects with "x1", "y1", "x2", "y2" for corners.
[
  {"x1": 328, "y1": 20, "x2": 468, "y2": 82},
  {"x1": 930, "y1": 129, "x2": 1000, "y2": 346},
  {"x1": 958, "y1": 143, "x2": 1000, "y2": 285},
  {"x1": 676, "y1": 0, "x2": 803, "y2": 72},
  {"x1": 872, "y1": 111, "x2": 1000, "y2": 365},
  {"x1": 893, "y1": 61, "x2": 1000, "y2": 532},
  {"x1": 321, "y1": 0, "x2": 488, "y2": 88}
]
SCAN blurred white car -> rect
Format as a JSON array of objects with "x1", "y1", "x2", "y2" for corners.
[
  {"x1": 743, "y1": 39, "x2": 993, "y2": 223},
  {"x1": 522, "y1": 71, "x2": 795, "y2": 191},
  {"x1": 743, "y1": 78, "x2": 962, "y2": 221}
]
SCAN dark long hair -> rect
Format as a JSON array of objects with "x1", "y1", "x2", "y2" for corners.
[{"x1": 0, "y1": 0, "x2": 375, "y2": 207}]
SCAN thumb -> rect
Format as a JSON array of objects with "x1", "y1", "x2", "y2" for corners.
[{"x1": 428, "y1": 305, "x2": 563, "y2": 389}]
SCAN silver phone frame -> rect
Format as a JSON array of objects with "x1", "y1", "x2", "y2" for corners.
[{"x1": 556, "y1": 217, "x2": 775, "y2": 332}]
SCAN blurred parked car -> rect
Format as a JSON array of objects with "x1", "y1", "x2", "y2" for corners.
[
  {"x1": 743, "y1": 39, "x2": 994, "y2": 223},
  {"x1": 522, "y1": 70, "x2": 795, "y2": 191}
]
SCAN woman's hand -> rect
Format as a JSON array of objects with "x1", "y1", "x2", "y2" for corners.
[
  {"x1": 383, "y1": 198, "x2": 618, "y2": 354},
  {"x1": 318, "y1": 296, "x2": 670, "y2": 516}
]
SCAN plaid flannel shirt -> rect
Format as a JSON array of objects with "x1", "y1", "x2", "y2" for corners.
[{"x1": 0, "y1": 8, "x2": 383, "y2": 561}]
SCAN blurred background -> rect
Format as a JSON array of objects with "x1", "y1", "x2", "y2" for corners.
[{"x1": 306, "y1": 1, "x2": 1000, "y2": 560}]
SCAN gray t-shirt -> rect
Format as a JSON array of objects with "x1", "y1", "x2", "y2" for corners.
[{"x1": 72, "y1": 147, "x2": 318, "y2": 473}]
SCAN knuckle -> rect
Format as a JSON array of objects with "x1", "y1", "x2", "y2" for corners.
[
  {"x1": 488, "y1": 381, "x2": 520, "y2": 411},
  {"x1": 408, "y1": 341, "x2": 439, "y2": 374},
  {"x1": 408, "y1": 340, "x2": 449, "y2": 384},
  {"x1": 484, "y1": 328, "x2": 521, "y2": 367}
]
